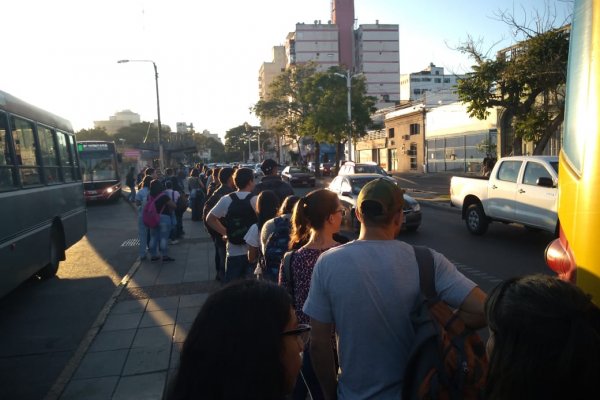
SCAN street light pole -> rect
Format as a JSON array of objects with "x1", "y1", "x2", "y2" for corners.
[
  {"x1": 335, "y1": 70, "x2": 355, "y2": 162},
  {"x1": 117, "y1": 59, "x2": 164, "y2": 170}
]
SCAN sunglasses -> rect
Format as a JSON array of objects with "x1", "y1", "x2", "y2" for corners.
[{"x1": 281, "y1": 323, "x2": 311, "y2": 346}]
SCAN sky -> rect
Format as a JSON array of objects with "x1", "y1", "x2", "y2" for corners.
[{"x1": 0, "y1": 0, "x2": 572, "y2": 140}]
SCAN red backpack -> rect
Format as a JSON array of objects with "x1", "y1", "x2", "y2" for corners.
[
  {"x1": 143, "y1": 194, "x2": 167, "y2": 228},
  {"x1": 402, "y1": 245, "x2": 488, "y2": 400}
]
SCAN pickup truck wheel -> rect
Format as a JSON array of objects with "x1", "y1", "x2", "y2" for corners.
[{"x1": 465, "y1": 204, "x2": 488, "y2": 235}]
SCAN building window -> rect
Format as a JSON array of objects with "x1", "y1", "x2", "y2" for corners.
[
  {"x1": 388, "y1": 128, "x2": 395, "y2": 138},
  {"x1": 410, "y1": 123, "x2": 420, "y2": 135},
  {"x1": 434, "y1": 78, "x2": 441, "y2": 83},
  {"x1": 411, "y1": 78, "x2": 421, "y2": 82},
  {"x1": 422, "y1": 78, "x2": 431, "y2": 82},
  {"x1": 443, "y1": 78, "x2": 451, "y2": 83},
  {"x1": 413, "y1": 89, "x2": 421, "y2": 95}
]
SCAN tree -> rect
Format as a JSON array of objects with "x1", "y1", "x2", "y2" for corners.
[
  {"x1": 113, "y1": 122, "x2": 168, "y2": 145},
  {"x1": 252, "y1": 62, "x2": 318, "y2": 161},
  {"x1": 224, "y1": 124, "x2": 258, "y2": 162},
  {"x1": 457, "y1": 5, "x2": 570, "y2": 155},
  {"x1": 253, "y1": 63, "x2": 376, "y2": 171},
  {"x1": 193, "y1": 134, "x2": 225, "y2": 162},
  {"x1": 304, "y1": 67, "x2": 377, "y2": 169},
  {"x1": 75, "y1": 127, "x2": 111, "y2": 141}
]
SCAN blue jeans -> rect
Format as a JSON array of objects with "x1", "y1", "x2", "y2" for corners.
[
  {"x1": 225, "y1": 255, "x2": 252, "y2": 283},
  {"x1": 137, "y1": 215, "x2": 149, "y2": 258},
  {"x1": 149, "y1": 214, "x2": 172, "y2": 257}
]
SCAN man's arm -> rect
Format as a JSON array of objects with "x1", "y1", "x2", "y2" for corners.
[
  {"x1": 206, "y1": 214, "x2": 226, "y2": 237},
  {"x1": 457, "y1": 287, "x2": 487, "y2": 329},
  {"x1": 310, "y1": 318, "x2": 337, "y2": 400}
]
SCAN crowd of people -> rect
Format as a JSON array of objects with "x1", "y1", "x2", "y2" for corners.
[{"x1": 129, "y1": 159, "x2": 600, "y2": 400}]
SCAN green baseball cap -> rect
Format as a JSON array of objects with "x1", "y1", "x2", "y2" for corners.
[{"x1": 357, "y1": 178, "x2": 405, "y2": 220}]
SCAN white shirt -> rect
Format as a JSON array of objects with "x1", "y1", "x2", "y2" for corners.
[
  {"x1": 208, "y1": 191, "x2": 258, "y2": 257},
  {"x1": 244, "y1": 224, "x2": 261, "y2": 249}
]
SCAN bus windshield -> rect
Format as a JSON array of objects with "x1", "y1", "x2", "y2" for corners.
[{"x1": 79, "y1": 150, "x2": 118, "y2": 181}]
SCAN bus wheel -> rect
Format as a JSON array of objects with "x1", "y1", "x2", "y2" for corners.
[{"x1": 38, "y1": 229, "x2": 62, "y2": 279}]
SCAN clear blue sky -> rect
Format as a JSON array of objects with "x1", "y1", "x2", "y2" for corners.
[{"x1": 0, "y1": 0, "x2": 572, "y2": 139}]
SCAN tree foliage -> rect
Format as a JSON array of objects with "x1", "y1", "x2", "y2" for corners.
[
  {"x1": 75, "y1": 127, "x2": 111, "y2": 141},
  {"x1": 224, "y1": 124, "x2": 259, "y2": 162},
  {"x1": 252, "y1": 63, "x2": 376, "y2": 168},
  {"x1": 457, "y1": 4, "x2": 571, "y2": 155}
]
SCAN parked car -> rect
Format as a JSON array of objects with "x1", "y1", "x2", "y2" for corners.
[
  {"x1": 450, "y1": 156, "x2": 559, "y2": 235},
  {"x1": 338, "y1": 161, "x2": 390, "y2": 176},
  {"x1": 253, "y1": 163, "x2": 265, "y2": 181},
  {"x1": 281, "y1": 166, "x2": 316, "y2": 187},
  {"x1": 328, "y1": 174, "x2": 421, "y2": 232},
  {"x1": 320, "y1": 162, "x2": 333, "y2": 176}
]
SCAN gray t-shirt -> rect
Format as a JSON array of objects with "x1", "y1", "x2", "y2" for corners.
[{"x1": 303, "y1": 240, "x2": 477, "y2": 400}]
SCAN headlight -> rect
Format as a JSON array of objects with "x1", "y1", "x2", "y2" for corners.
[
  {"x1": 412, "y1": 203, "x2": 420, "y2": 212},
  {"x1": 106, "y1": 187, "x2": 113, "y2": 193}
]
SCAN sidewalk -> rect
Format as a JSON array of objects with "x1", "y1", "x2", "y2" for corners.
[{"x1": 50, "y1": 199, "x2": 220, "y2": 400}]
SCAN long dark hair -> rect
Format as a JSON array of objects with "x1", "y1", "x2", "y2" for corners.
[
  {"x1": 257, "y1": 190, "x2": 280, "y2": 229},
  {"x1": 278, "y1": 195, "x2": 299, "y2": 216},
  {"x1": 485, "y1": 274, "x2": 600, "y2": 400},
  {"x1": 167, "y1": 280, "x2": 293, "y2": 400},
  {"x1": 138, "y1": 175, "x2": 152, "y2": 190},
  {"x1": 289, "y1": 189, "x2": 339, "y2": 249},
  {"x1": 149, "y1": 179, "x2": 164, "y2": 197}
]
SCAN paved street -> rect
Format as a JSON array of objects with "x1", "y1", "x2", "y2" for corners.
[{"x1": 0, "y1": 175, "x2": 556, "y2": 399}]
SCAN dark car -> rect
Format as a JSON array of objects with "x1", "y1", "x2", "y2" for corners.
[
  {"x1": 281, "y1": 166, "x2": 316, "y2": 187},
  {"x1": 320, "y1": 163, "x2": 333, "y2": 176},
  {"x1": 327, "y1": 173, "x2": 422, "y2": 232}
]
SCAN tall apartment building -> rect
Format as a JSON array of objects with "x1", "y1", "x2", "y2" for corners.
[
  {"x1": 94, "y1": 110, "x2": 141, "y2": 135},
  {"x1": 285, "y1": 22, "x2": 340, "y2": 70},
  {"x1": 355, "y1": 22, "x2": 400, "y2": 107},
  {"x1": 399, "y1": 63, "x2": 464, "y2": 101},
  {"x1": 258, "y1": 46, "x2": 288, "y2": 133}
]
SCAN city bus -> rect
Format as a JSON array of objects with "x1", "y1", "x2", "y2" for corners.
[
  {"x1": 0, "y1": 90, "x2": 87, "y2": 298},
  {"x1": 545, "y1": 0, "x2": 600, "y2": 305},
  {"x1": 77, "y1": 140, "x2": 122, "y2": 201}
]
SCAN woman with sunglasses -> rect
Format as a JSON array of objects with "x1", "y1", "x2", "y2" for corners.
[
  {"x1": 280, "y1": 189, "x2": 344, "y2": 400},
  {"x1": 167, "y1": 280, "x2": 309, "y2": 400}
]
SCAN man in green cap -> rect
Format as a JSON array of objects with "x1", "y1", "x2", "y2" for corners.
[{"x1": 303, "y1": 178, "x2": 487, "y2": 400}]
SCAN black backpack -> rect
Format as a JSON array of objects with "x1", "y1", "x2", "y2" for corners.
[
  {"x1": 224, "y1": 193, "x2": 257, "y2": 245},
  {"x1": 262, "y1": 216, "x2": 292, "y2": 280}
]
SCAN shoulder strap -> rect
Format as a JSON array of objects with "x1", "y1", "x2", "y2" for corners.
[
  {"x1": 283, "y1": 250, "x2": 296, "y2": 301},
  {"x1": 230, "y1": 192, "x2": 239, "y2": 202},
  {"x1": 413, "y1": 245, "x2": 437, "y2": 300}
]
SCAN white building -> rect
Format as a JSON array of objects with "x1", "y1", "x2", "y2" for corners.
[
  {"x1": 400, "y1": 63, "x2": 465, "y2": 102},
  {"x1": 94, "y1": 110, "x2": 141, "y2": 135},
  {"x1": 286, "y1": 21, "x2": 340, "y2": 71},
  {"x1": 355, "y1": 22, "x2": 400, "y2": 108}
]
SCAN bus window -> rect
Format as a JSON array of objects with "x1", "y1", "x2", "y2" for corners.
[
  {"x1": 11, "y1": 116, "x2": 41, "y2": 186},
  {"x1": 0, "y1": 112, "x2": 16, "y2": 189},
  {"x1": 37, "y1": 125, "x2": 61, "y2": 184},
  {"x1": 56, "y1": 131, "x2": 74, "y2": 182}
]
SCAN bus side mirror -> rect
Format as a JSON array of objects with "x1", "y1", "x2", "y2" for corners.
[{"x1": 537, "y1": 177, "x2": 555, "y2": 188}]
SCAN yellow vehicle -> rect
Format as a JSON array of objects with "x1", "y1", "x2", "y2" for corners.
[{"x1": 545, "y1": 0, "x2": 600, "y2": 304}]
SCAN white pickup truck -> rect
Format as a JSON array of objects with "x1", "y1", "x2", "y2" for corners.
[{"x1": 450, "y1": 156, "x2": 559, "y2": 235}]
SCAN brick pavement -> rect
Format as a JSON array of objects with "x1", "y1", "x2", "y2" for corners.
[{"x1": 51, "y1": 198, "x2": 220, "y2": 400}]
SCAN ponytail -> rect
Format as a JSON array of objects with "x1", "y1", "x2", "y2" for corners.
[{"x1": 289, "y1": 197, "x2": 310, "y2": 249}]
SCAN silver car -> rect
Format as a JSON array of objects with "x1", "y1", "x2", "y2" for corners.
[{"x1": 328, "y1": 174, "x2": 422, "y2": 232}]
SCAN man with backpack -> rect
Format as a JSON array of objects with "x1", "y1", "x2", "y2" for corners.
[
  {"x1": 303, "y1": 178, "x2": 487, "y2": 399},
  {"x1": 252, "y1": 158, "x2": 294, "y2": 204},
  {"x1": 206, "y1": 168, "x2": 258, "y2": 283},
  {"x1": 203, "y1": 167, "x2": 235, "y2": 281}
]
